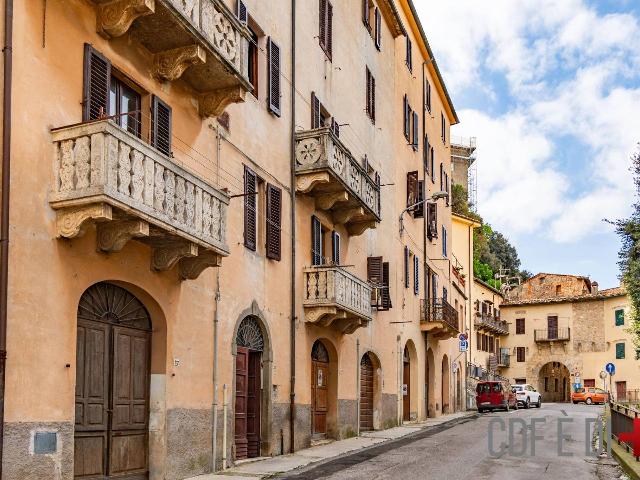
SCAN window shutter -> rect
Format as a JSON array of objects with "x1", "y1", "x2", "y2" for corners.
[
  {"x1": 331, "y1": 231, "x2": 340, "y2": 264},
  {"x1": 368, "y1": 255, "x2": 383, "y2": 308},
  {"x1": 406, "y1": 37, "x2": 412, "y2": 71},
  {"x1": 375, "y1": 172, "x2": 381, "y2": 215},
  {"x1": 406, "y1": 171, "x2": 418, "y2": 207},
  {"x1": 237, "y1": 0, "x2": 248, "y2": 23},
  {"x1": 414, "y1": 255, "x2": 419, "y2": 295},
  {"x1": 427, "y1": 202, "x2": 438, "y2": 240},
  {"x1": 243, "y1": 166, "x2": 257, "y2": 251},
  {"x1": 371, "y1": 75, "x2": 376, "y2": 122},
  {"x1": 374, "y1": 7, "x2": 381, "y2": 49},
  {"x1": 382, "y1": 261, "x2": 392, "y2": 310},
  {"x1": 414, "y1": 180, "x2": 424, "y2": 218},
  {"x1": 327, "y1": 2, "x2": 333, "y2": 59},
  {"x1": 311, "y1": 92, "x2": 321, "y2": 129},
  {"x1": 426, "y1": 82, "x2": 431, "y2": 112},
  {"x1": 615, "y1": 309, "x2": 625, "y2": 326},
  {"x1": 403, "y1": 96, "x2": 410, "y2": 140},
  {"x1": 266, "y1": 184, "x2": 282, "y2": 261},
  {"x1": 267, "y1": 38, "x2": 281, "y2": 116},
  {"x1": 404, "y1": 246, "x2": 410, "y2": 289},
  {"x1": 312, "y1": 216, "x2": 322, "y2": 265},
  {"x1": 319, "y1": 0, "x2": 327, "y2": 49},
  {"x1": 423, "y1": 136, "x2": 430, "y2": 173},
  {"x1": 83, "y1": 44, "x2": 111, "y2": 122},
  {"x1": 439, "y1": 163, "x2": 444, "y2": 190},
  {"x1": 362, "y1": 0, "x2": 370, "y2": 27},
  {"x1": 331, "y1": 117, "x2": 340, "y2": 137},
  {"x1": 366, "y1": 68, "x2": 371, "y2": 119},
  {"x1": 151, "y1": 95, "x2": 172, "y2": 157},
  {"x1": 430, "y1": 148, "x2": 435, "y2": 182},
  {"x1": 412, "y1": 111, "x2": 419, "y2": 150}
]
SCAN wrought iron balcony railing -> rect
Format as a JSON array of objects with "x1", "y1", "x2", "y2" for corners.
[
  {"x1": 534, "y1": 328, "x2": 570, "y2": 342},
  {"x1": 303, "y1": 265, "x2": 372, "y2": 334},
  {"x1": 421, "y1": 298, "x2": 459, "y2": 332},
  {"x1": 474, "y1": 313, "x2": 509, "y2": 335},
  {"x1": 49, "y1": 119, "x2": 229, "y2": 279},
  {"x1": 295, "y1": 127, "x2": 381, "y2": 235}
]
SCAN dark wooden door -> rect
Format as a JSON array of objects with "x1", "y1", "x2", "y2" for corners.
[
  {"x1": 360, "y1": 355, "x2": 374, "y2": 431},
  {"x1": 616, "y1": 381, "x2": 627, "y2": 402},
  {"x1": 246, "y1": 351, "x2": 261, "y2": 457},
  {"x1": 547, "y1": 316, "x2": 558, "y2": 339},
  {"x1": 75, "y1": 322, "x2": 150, "y2": 479},
  {"x1": 311, "y1": 360, "x2": 329, "y2": 436},
  {"x1": 403, "y1": 360, "x2": 410, "y2": 421},
  {"x1": 235, "y1": 347, "x2": 249, "y2": 460}
]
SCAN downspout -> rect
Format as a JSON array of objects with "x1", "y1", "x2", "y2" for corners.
[
  {"x1": 289, "y1": 0, "x2": 297, "y2": 454},
  {"x1": 421, "y1": 61, "x2": 429, "y2": 419},
  {"x1": 0, "y1": 1, "x2": 13, "y2": 475}
]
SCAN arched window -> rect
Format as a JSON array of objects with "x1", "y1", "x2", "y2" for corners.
[
  {"x1": 311, "y1": 340, "x2": 330, "y2": 363},
  {"x1": 236, "y1": 316, "x2": 264, "y2": 351},
  {"x1": 78, "y1": 282, "x2": 151, "y2": 331}
]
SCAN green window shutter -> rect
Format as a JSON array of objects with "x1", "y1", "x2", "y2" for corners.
[
  {"x1": 616, "y1": 342, "x2": 625, "y2": 359},
  {"x1": 615, "y1": 309, "x2": 624, "y2": 326}
]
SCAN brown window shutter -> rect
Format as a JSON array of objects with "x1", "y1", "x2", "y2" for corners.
[
  {"x1": 371, "y1": 75, "x2": 376, "y2": 123},
  {"x1": 414, "y1": 180, "x2": 424, "y2": 218},
  {"x1": 267, "y1": 38, "x2": 281, "y2": 116},
  {"x1": 367, "y1": 256, "x2": 383, "y2": 284},
  {"x1": 366, "y1": 68, "x2": 371, "y2": 118},
  {"x1": 312, "y1": 216, "x2": 323, "y2": 265},
  {"x1": 363, "y1": 0, "x2": 370, "y2": 27},
  {"x1": 414, "y1": 255, "x2": 419, "y2": 295},
  {"x1": 331, "y1": 117, "x2": 340, "y2": 137},
  {"x1": 311, "y1": 92, "x2": 321, "y2": 129},
  {"x1": 331, "y1": 231, "x2": 340, "y2": 264},
  {"x1": 266, "y1": 184, "x2": 282, "y2": 261},
  {"x1": 83, "y1": 44, "x2": 111, "y2": 122},
  {"x1": 237, "y1": 0, "x2": 248, "y2": 23},
  {"x1": 382, "y1": 261, "x2": 392, "y2": 309},
  {"x1": 406, "y1": 170, "x2": 418, "y2": 207},
  {"x1": 412, "y1": 111, "x2": 419, "y2": 150},
  {"x1": 423, "y1": 135, "x2": 430, "y2": 173},
  {"x1": 151, "y1": 95, "x2": 172, "y2": 157},
  {"x1": 403, "y1": 95, "x2": 409, "y2": 140},
  {"x1": 374, "y1": 7, "x2": 381, "y2": 49},
  {"x1": 404, "y1": 246, "x2": 410, "y2": 289},
  {"x1": 319, "y1": 0, "x2": 327, "y2": 49},
  {"x1": 427, "y1": 202, "x2": 438, "y2": 240},
  {"x1": 327, "y1": 2, "x2": 333, "y2": 59},
  {"x1": 243, "y1": 166, "x2": 257, "y2": 251}
]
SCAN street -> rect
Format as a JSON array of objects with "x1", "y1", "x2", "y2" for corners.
[{"x1": 281, "y1": 403, "x2": 623, "y2": 480}]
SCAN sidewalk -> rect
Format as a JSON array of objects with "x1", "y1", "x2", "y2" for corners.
[{"x1": 188, "y1": 411, "x2": 474, "y2": 480}]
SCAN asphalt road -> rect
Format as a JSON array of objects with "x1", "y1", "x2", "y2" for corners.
[{"x1": 281, "y1": 403, "x2": 623, "y2": 480}]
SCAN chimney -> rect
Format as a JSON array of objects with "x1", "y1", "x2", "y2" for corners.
[{"x1": 592, "y1": 281, "x2": 599, "y2": 293}]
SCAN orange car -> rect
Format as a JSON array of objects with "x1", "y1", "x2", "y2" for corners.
[{"x1": 571, "y1": 387, "x2": 609, "y2": 405}]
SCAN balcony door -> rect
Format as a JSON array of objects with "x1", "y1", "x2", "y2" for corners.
[{"x1": 547, "y1": 316, "x2": 558, "y2": 340}]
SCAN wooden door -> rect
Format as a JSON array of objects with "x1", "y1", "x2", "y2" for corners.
[
  {"x1": 403, "y1": 359, "x2": 410, "y2": 421},
  {"x1": 235, "y1": 347, "x2": 249, "y2": 460},
  {"x1": 616, "y1": 381, "x2": 627, "y2": 402},
  {"x1": 547, "y1": 316, "x2": 558, "y2": 340},
  {"x1": 246, "y1": 351, "x2": 261, "y2": 458},
  {"x1": 311, "y1": 360, "x2": 329, "y2": 436},
  {"x1": 360, "y1": 355, "x2": 374, "y2": 431}
]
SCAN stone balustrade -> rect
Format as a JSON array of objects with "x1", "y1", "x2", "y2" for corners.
[
  {"x1": 303, "y1": 265, "x2": 373, "y2": 334},
  {"x1": 49, "y1": 120, "x2": 229, "y2": 280},
  {"x1": 295, "y1": 128, "x2": 381, "y2": 236}
]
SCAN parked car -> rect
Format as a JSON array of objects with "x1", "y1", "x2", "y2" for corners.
[
  {"x1": 571, "y1": 387, "x2": 608, "y2": 405},
  {"x1": 512, "y1": 384, "x2": 542, "y2": 408},
  {"x1": 476, "y1": 380, "x2": 518, "y2": 413}
]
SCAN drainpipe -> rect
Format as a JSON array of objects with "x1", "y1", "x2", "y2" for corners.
[
  {"x1": 211, "y1": 265, "x2": 221, "y2": 471},
  {"x1": 288, "y1": 0, "x2": 297, "y2": 454},
  {"x1": 0, "y1": 1, "x2": 13, "y2": 475},
  {"x1": 222, "y1": 384, "x2": 228, "y2": 469},
  {"x1": 421, "y1": 60, "x2": 429, "y2": 420},
  {"x1": 356, "y1": 339, "x2": 360, "y2": 436}
]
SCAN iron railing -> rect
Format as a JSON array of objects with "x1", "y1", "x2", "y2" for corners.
[
  {"x1": 474, "y1": 313, "x2": 509, "y2": 335},
  {"x1": 421, "y1": 298, "x2": 459, "y2": 331},
  {"x1": 610, "y1": 402, "x2": 640, "y2": 462},
  {"x1": 534, "y1": 328, "x2": 570, "y2": 342}
]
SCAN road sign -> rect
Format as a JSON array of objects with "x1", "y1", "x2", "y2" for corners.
[
  {"x1": 605, "y1": 363, "x2": 616, "y2": 375},
  {"x1": 459, "y1": 333, "x2": 468, "y2": 341},
  {"x1": 459, "y1": 339, "x2": 469, "y2": 352},
  {"x1": 599, "y1": 370, "x2": 608, "y2": 380}
]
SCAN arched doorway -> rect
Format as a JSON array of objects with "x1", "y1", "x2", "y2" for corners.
[
  {"x1": 359, "y1": 352, "x2": 382, "y2": 431},
  {"x1": 74, "y1": 282, "x2": 152, "y2": 479},
  {"x1": 538, "y1": 362, "x2": 570, "y2": 402},
  {"x1": 441, "y1": 355, "x2": 450, "y2": 414},
  {"x1": 456, "y1": 364, "x2": 462, "y2": 411},
  {"x1": 402, "y1": 346, "x2": 411, "y2": 421},
  {"x1": 311, "y1": 340, "x2": 330, "y2": 439},
  {"x1": 426, "y1": 348, "x2": 435, "y2": 418},
  {"x1": 234, "y1": 316, "x2": 265, "y2": 460}
]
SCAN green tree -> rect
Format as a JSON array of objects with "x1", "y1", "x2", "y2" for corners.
[{"x1": 614, "y1": 147, "x2": 640, "y2": 358}]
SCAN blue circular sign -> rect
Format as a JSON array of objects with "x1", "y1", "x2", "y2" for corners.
[{"x1": 605, "y1": 363, "x2": 615, "y2": 375}]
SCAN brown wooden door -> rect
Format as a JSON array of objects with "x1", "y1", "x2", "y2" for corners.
[
  {"x1": 547, "y1": 316, "x2": 558, "y2": 339},
  {"x1": 403, "y1": 359, "x2": 410, "y2": 421},
  {"x1": 235, "y1": 347, "x2": 249, "y2": 460},
  {"x1": 246, "y1": 351, "x2": 261, "y2": 458},
  {"x1": 360, "y1": 355, "x2": 374, "y2": 431},
  {"x1": 311, "y1": 360, "x2": 329, "y2": 436},
  {"x1": 616, "y1": 381, "x2": 627, "y2": 402},
  {"x1": 75, "y1": 321, "x2": 150, "y2": 479}
]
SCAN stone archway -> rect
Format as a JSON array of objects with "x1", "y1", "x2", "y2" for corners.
[
  {"x1": 403, "y1": 340, "x2": 419, "y2": 422},
  {"x1": 538, "y1": 362, "x2": 570, "y2": 402},
  {"x1": 441, "y1": 354, "x2": 450, "y2": 414},
  {"x1": 426, "y1": 348, "x2": 435, "y2": 418}
]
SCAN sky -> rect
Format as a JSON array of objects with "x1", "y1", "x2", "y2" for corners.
[{"x1": 415, "y1": 0, "x2": 640, "y2": 289}]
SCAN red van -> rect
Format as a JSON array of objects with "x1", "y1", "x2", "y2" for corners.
[{"x1": 476, "y1": 381, "x2": 518, "y2": 413}]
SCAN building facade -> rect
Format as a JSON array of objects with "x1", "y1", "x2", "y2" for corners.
[
  {"x1": 0, "y1": 0, "x2": 467, "y2": 479},
  {"x1": 500, "y1": 274, "x2": 637, "y2": 403}
]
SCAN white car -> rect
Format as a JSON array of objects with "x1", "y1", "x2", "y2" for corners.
[{"x1": 512, "y1": 384, "x2": 542, "y2": 408}]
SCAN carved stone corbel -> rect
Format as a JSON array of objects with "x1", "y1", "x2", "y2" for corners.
[
  {"x1": 56, "y1": 203, "x2": 113, "y2": 238},
  {"x1": 154, "y1": 45, "x2": 206, "y2": 81},
  {"x1": 97, "y1": 220, "x2": 149, "y2": 252},
  {"x1": 342, "y1": 317, "x2": 367, "y2": 334},
  {"x1": 199, "y1": 87, "x2": 246, "y2": 118},
  {"x1": 347, "y1": 220, "x2": 377, "y2": 236},
  {"x1": 315, "y1": 191, "x2": 349, "y2": 211},
  {"x1": 295, "y1": 172, "x2": 330, "y2": 194},
  {"x1": 151, "y1": 242, "x2": 198, "y2": 271},
  {"x1": 97, "y1": 0, "x2": 155, "y2": 39},
  {"x1": 333, "y1": 207, "x2": 364, "y2": 225},
  {"x1": 179, "y1": 250, "x2": 223, "y2": 280},
  {"x1": 304, "y1": 306, "x2": 337, "y2": 324}
]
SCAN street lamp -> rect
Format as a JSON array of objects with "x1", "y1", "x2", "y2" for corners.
[{"x1": 399, "y1": 191, "x2": 448, "y2": 236}]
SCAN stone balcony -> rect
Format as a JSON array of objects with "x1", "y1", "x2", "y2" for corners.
[
  {"x1": 295, "y1": 128, "x2": 381, "y2": 236},
  {"x1": 90, "y1": 0, "x2": 252, "y2": 117},
  {"x1": 303, "y1": 265, "x2": 373, "y2": 334},
  {"x1": 49, "y1": 120, "x2": 229, "y2": 279},
  {"x1": 420, "y1": 298, "x2": 459, "y2": 339},
  {"x1": 474, "y1": 313, "x2": 509, "y2": 336}
]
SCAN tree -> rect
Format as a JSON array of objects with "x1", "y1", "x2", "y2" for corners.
[{"x1": 614, "y1": 146, "x2": 640, "y2": 358}]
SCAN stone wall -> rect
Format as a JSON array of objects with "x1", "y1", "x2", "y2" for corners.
[
  {"x1": 572, "y1": 300, "x2": 606, "y2": 353},
  {"x1": 511, "y1": 274, "x2": 591, "y2": 301}
]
